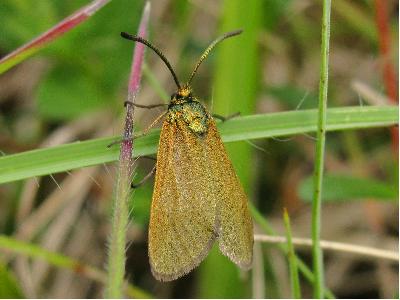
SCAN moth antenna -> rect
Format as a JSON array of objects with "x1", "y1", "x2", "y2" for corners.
[
  {"x1": 121, "y1": 32, "x2": 181, "y2": 89},
  {"x1": 186, "y1": 29, "x2": 243, "y2": 87}
]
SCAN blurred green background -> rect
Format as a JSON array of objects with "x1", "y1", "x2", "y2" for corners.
[{"x1": 0, "y1": 0, "x2": 398, "y2": 298}]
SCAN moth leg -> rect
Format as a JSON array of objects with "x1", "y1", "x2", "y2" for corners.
[
  {"x1": 131, "y1": 164, "x2": 156, "y2": 189},
  {"x1": 212, "y1": 112, "x2": 241, "y2": 122},
  {"x1": 107, "y1": 111, "x2": 167, "y2": 148},
  {"x1": 124, "y1": 101, "x2": 168, "y2": 109}
]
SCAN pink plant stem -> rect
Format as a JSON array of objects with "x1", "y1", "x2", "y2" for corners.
[
  {"x1": 105, "y1": 2, "x2": 150, "y2": 298},
  {"x1": 121, "y1": 1, "x2": 151, "y2": 163}
]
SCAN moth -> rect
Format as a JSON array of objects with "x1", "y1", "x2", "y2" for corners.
[{"x1": 121, "y1": 30, "x2": 253, "y2": 281}]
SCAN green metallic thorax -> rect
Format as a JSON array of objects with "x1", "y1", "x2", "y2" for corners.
[{"x1": 167, "y1": 95, "x2": 210, "y2": 135}]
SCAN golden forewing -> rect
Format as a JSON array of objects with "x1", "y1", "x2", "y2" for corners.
[
  {"x1": 148, "y1": 119, "x2": 218, "y2": 281},
  {"x1": 204, "y1": 119, "x2": 254, "y2": 269},
  {"x1": 149, "y1": 114, "x2": 253, "y2": 281}
]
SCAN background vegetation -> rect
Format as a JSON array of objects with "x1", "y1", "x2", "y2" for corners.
[{"x1": 0, "y1": 0, "x2": 398, "y2": 298}]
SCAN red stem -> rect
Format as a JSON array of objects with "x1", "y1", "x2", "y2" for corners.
[{"x1": 373, "y1": 0, "x2": 398, "y2": 156}]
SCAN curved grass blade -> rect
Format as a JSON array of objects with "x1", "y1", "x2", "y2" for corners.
[
  {"x1": 0, "y1": 106, "x2": 397, "y2": 184},
  {"x1": 0, "y1": 0, "x2": 111, "y2": 74},
  {"x1": 0, "y1": 235, "x2": 151, "y2": 298}
]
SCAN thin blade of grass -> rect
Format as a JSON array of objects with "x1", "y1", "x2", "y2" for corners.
[
  {"x1": 0, "y1": 0, "x2": 111, "y2": 74},
  {"x1": 0, "y1": 235, "x2": 151, "y2": 299},
  {"x1": 250, "y1": 204, "x2": 336, "y2": 299},
  {"x1": 0, "y1": 106, "x2": 397, "y2": 184},
  {"x1": 283, "y1": 209, "x2": 301, "y2": 299},
  {"x1": 105, "y1": 2, "x2": 150, "y2": 298}
]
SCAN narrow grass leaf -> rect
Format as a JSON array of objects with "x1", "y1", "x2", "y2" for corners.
[
  {"x1": 0, "y1": 0, "x2": 111, "y2": 74},
  {"x1": 283, "y1": 209, "x2": 302, "y2": 299},
  {"x1": 0, "y1": 235, "x2": 151, "y2": 298},
  {"x1": 0, "y1": 106, "x2": 397, "y2": 184}
]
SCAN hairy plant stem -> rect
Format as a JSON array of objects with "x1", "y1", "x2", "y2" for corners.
[
  {"x1": 105, "y1": 2, "x2": 150, "y2": 298},
  {"x1": 312, "y1": 0, "x2": 331, "y2": 297}
]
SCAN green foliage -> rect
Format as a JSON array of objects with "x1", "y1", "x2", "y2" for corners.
[
  {"x1": 128, "y1": 170, "x2": 153, "y2": 227},
  {"x1": 266, "y1": 85, "x2": 318, "y2": 109},
  {"x1": 0, "y1": 0, "x2": 145, "y2": 120},
  {"x1": 299, "y1": 174, "x2": 398, "y2": 202},
  {"x1": 262, "y1": 0, "x2": 292, "y2": 30},
  {"x1": 37, "y1": 66, "x2": 106, "y2": 120},
  {"x1": 0, "y1": 261, "x2": 24, "y2": 298},
  {"x1": 0, "y1": 1, "x2": 57, "y2": 48}
]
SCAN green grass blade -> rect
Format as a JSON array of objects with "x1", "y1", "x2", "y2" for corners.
[
  {"x1": 0, "y1": 106, "x2": 397, "y2": 184},
  {"x1": 0, "y1": 261, "x2": 24, "y2": 298},
  {"x1": 249, "y1": 204, "x2": 336, "y2": 299},
  {"x1": 0, "y1": 235, "x2": 151, "y2": 298},
  {"x1": 312, "y1": 1, "x2": 331, "y2": 296},
  {"x1": 283, "y1": 209, "x2": 302, "y2": 299},
  {"x1": 0, "y1": 0, "x2": 111, "y2": 75}
]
